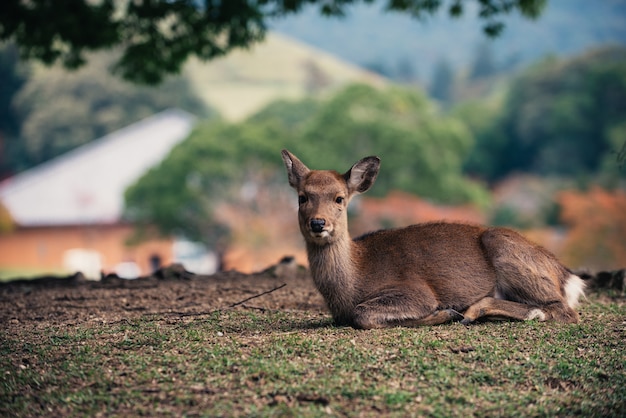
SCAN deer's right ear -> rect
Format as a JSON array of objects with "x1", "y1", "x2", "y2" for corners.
[{"x1": 281, "y1": 149, "x2": 310, "y2": 189}]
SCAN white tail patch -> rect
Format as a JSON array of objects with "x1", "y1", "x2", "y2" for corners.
[{"x1": 564, "y1": 274, "x2": 586, "y2": 308}]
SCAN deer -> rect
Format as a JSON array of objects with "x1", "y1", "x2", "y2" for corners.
[{"x1": 281, "y1": 149, "x2": 586, "y2": 329}]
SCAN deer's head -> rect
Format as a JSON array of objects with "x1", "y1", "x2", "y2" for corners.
[{"x1": 281, "y1": 150, "x2": 380, "y2": 246}]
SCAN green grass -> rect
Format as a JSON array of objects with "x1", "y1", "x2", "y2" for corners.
[
  {"x1": 0, "y1": 267, "x2": 69, "y2": 281},
  {"x1": 1, "y1": 300, "x2": 625, "y2": 417}
]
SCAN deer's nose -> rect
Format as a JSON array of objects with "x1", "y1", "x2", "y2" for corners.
[{"x1": 310, "y1": 219, "x2": 325, "y2": 233}]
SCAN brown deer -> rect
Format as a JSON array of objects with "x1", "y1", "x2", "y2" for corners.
[{"x1": 281, "y1": 150, "x2": 585, "y2": 329}]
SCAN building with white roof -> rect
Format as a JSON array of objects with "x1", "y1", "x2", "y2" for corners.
[
  {"x1": 0, "y1": 109, "x2": 217, "y2": 279},
  {"x1": 0, "y1": 109, "x2": 195, "y2": 226}
]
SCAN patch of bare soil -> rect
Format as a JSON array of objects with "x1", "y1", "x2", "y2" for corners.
[{"x1": 0, "y1": 261, "x2": 326, "y2": 327}]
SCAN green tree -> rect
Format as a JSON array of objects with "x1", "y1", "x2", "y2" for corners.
[
  {"x1": 125, "y1": 83, "x2": 490, "y2": 249},
  {"x1": 124, "y1": 119, "x2": 291, "y2": 251},
  {"x1": 469, "y1": 46, "x2": 626, "y2": 181},
  {"x1": 10, "y1": 51, "x2": 213, "y2": 171},
  {"x1": 452, "y1": 98, "x2": 506, "y2": 180},
  {"x1": 0, "y1": 0, "x2": 547, "y2": 84},
  {"x1": 294, "y1": 84, "x2": 489, "y2": 203},
  {"x1": 0, "y1": 44, "x2": 27, "y2": 178}
]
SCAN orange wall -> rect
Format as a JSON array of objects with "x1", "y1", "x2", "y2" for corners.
[{"x1": 0, "y1": 224, "x2": 173, "y2": 276}]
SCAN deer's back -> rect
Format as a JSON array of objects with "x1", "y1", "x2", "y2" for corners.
[{"x1": 352, "y1": 222, "x2": 497, "y2": 307}]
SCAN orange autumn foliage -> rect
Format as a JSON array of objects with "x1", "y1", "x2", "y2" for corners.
[
  {"x1": 355, "y1": 191, "x2": 486, "y2": 235},
  {"x1": 559, "y1": 187, "x2": 626, "y2": 270}
]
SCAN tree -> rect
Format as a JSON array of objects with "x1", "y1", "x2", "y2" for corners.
[
  {"x1": 124, "y1": 119, "x2": 293, "y2": 258},
  {"x1": 468, "y1": 46, "x2": 626, "y2": 181},
  {"x1": 125, "y1": 83, "x2": 490, "y2": 252},
  {"x1": 0, "y1": 0, "x2": 547, "y2": 84},
  {"x1": 559, "y1": 187, "x2": 626, "y2": 270},
  {"x1": 452, "y1": 98, "x2": 507, "y2": 180},
  {"x1": 127, "y1": 80, "x2": 497, "y2": 265},
  {"x1": 0, "y1": 44, "x2": 27, "y2": 179},
  {"x1": 293, "y1": 84, "x2": 489, "y2": 204}
]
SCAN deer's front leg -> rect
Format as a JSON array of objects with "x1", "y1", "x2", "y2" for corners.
[{"x1": 352, "y1": 286, "x2": 459, "y2": 329}]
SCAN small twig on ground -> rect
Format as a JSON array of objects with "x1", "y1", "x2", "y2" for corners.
[
  {"x1": 229, "y1": 283, "x2": 287, "y2": 308},
  {"x1": 133, "y1": 284, "x2": 288, "y2": 320},
  {"x1": 240, "y1": 304, "x2": 268, "y2": 312},
  {"x1": 159, "y1": 310, "x2": 217, "y2": 318}
]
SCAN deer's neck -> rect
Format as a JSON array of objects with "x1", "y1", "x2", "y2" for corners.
[{"x1": 306, "y1": 235, "x2": 358, "y2": 325}]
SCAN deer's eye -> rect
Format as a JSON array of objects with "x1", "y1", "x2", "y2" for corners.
[
  {"x1": 298, "y1": 195, "x2": 307, "y2": 205},
  {"x1": 335, "y1": 196, "x2": 344, "y2": 204}
]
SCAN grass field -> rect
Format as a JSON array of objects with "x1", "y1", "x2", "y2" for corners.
[
  {"x1": 1, "y1": 297, "x2": 625, "y2": 417},
  {"x1": 0, "y1": 268, "x2": 69, "y2": 282}
]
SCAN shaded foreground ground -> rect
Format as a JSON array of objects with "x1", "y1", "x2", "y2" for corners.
[
  {"x1": 1, "y1": 265, "x2": 625, "y2": 417},
  {"x1": 0, "y1": 263, "x2": 324, "y2": 326}
]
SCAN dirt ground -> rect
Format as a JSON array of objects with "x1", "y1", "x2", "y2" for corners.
[{"x1": 0, "y1": 260, "x2": 327, "y2": 327}]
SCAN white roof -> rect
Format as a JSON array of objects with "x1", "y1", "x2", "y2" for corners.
[{"x1": 0, "y1": 109, "x2": 196, "y2": 226}]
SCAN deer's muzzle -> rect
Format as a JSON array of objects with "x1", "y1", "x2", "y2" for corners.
[{"x1": 310, "y1": 218, "x2": 326, "y2": 233}]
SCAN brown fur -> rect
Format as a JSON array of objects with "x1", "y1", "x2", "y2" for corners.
[{"x1": 281, "y1": 150, "x2": 585, "y2": 329}]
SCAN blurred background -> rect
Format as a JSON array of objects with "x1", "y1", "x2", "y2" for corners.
[{"x1": 0, "y1": 0, "x2": 625, "y2": 279}]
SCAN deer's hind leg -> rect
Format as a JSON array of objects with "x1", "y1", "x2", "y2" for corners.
[
  {"x1": 461, "y1": 297, "x2": 548, "y2": 324},
  {"x1": 461, "y1": 297, "x2": 579, "y2": 324},
  {"x1": 471, "y1": 228, "x2": 580, "y2": 324},
  {"x1": 352, "y1": 284, "x2": 463, "y2": 329}
]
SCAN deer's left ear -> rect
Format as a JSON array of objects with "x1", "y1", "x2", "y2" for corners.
[{"x1": 344, "y1": 156, "x2": 380, "y2": 195}]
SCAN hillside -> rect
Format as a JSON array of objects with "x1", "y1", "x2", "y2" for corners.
[
  {"x1": 20, "y1": 32, "x2": 387, "y2": 125},
  {"x1": 184, "y1": 32, "x2": 387, "y2": 121}
]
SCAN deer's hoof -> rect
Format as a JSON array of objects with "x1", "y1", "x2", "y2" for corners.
[{"x1": 460, "y1": 317, "x2": 475, "y2": 326}]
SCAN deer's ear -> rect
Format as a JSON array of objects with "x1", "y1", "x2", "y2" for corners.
[
  {"x1": 281, "y1": 149, "x2": 310, "y2": 189},
  {"x1": 344, "y1": 156, "x2": 380, "y2": 195}
]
